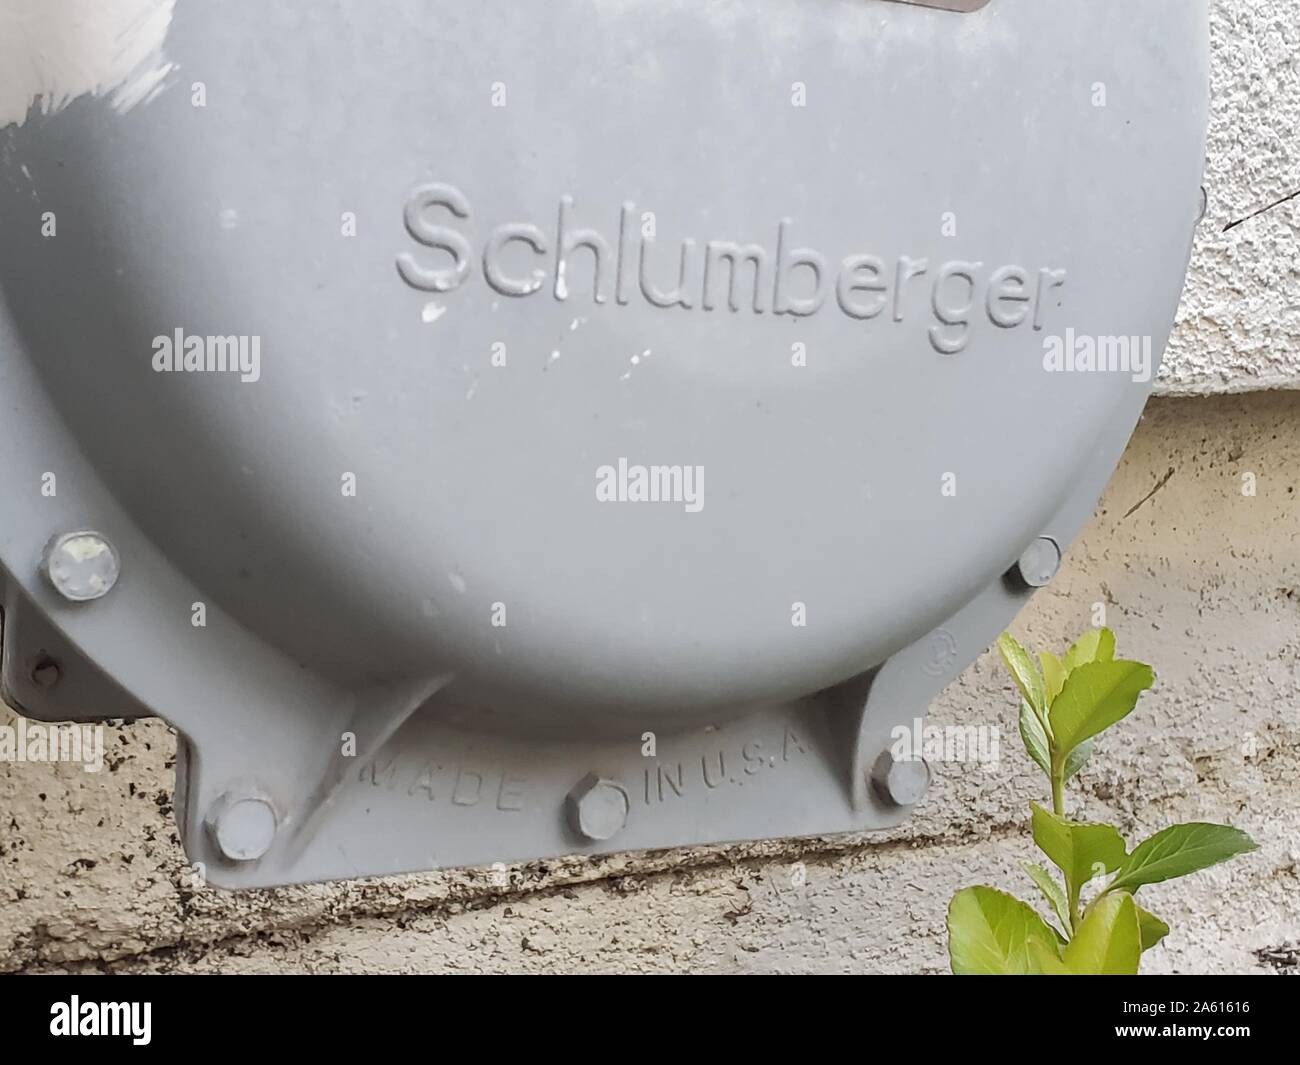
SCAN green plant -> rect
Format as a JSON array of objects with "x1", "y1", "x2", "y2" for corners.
[{"x1": 947, "y1": 629, "x2": 1258, "y2": 975}]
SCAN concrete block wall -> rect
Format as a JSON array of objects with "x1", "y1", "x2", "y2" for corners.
[{"x1": 1, "y1": 0, "x2": 1297, "y2": 973}]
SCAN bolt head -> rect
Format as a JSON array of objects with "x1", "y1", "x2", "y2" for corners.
[
  {"x1": 30, "y1": 656, "x2": 61, "y2": 689},
  {"x1": 206, "y1": 792, "x2": 278, "y2": 863},
  {"x1": 1015, "y1": 536, "x2": 1061, "y2": 589},
  {"x1": 566, "y1": 774, "x2": 629, "y2": 841},
  {"x1": 871, "y1": 751, "x2": 931, "y2": 807},
  {"x1": 42, "y1": 531, "x2": 120, "y2": 602}
]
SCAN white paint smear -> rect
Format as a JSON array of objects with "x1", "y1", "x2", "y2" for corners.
[{"x1": 0, "y1": 0, "x2": 177, "y2": 129}]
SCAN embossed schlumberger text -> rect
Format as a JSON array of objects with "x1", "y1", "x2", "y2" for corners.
[{"x1": 396, "y1": 183, "x2": 1067, "y2": 354}]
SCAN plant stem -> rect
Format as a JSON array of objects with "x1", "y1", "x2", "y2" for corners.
[{"x1": 1048, "y1": 751, "x2": 1079, "y2": 930}]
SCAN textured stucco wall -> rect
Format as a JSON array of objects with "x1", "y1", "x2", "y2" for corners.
[
  {"x1": 1162, "y1": 0, "x2": 1300, "y2": 395},
  {"x1": 2, "y1": 0, "x2": 1298, "y2": 973}
]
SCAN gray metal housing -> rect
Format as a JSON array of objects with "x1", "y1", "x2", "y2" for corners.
[{"x1": 0, "y1": 0, "x2": 1209, "y2": 887}]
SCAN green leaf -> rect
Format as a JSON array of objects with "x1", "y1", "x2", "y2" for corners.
[
  {"x1": 1019, "y1": 701, "x2": 1051, "y2": 775},
  {"x1": 947, "y1": 886, "x2": 1062, "y2": 975},
  {"x1": 1031, "y1": 803, "x2": 1128, "y2": 889},
  {"x1": 1108, "y1": 823, "x2": 1258, "y2": 894},
  {"x1": 1062, "y1": 628, "x2": 1116, "y2": 673},
  {"x1": 1049, "y1": 659, "x2": 1154, "y2": 759},
  {"x1": 1136, "y1": 905, "x2": 1170, "y2": 951},
  {"x1": 997, "y1": 633, "x2": 1046, "y2": 716},
  {"x1": 1027, "y1": 938, "x2": 1072, "y2": 975},
  {"x1": 1063, "y1": 738, "x2": 1094, "y2": 781},
  {"x1": 1022, "y1": 862, "x2": 1071, "y2": 937},
  {"x1": 1062, "y1": 893, "x2": 1141, "y2": 974},
  {"x1": 1039, "y1": 650, "x2": 1067, "y2": 706}
]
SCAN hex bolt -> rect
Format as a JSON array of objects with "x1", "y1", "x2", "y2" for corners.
[
  {"x1": 566, "y1": 773, "x2": 629, "y2": 841},
  {"x1": 41, "y1": 531, "x2": 120, "y2": 603},
  {"x1": 1014, "y1": 536, "x2": 1061, "y2": 589},
  {"x1": 205, "y1": 791, "x2": 279, "y2": 863},
  {"x1": 871, "y1": 750, "x2": 931, "y2": 808}
]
